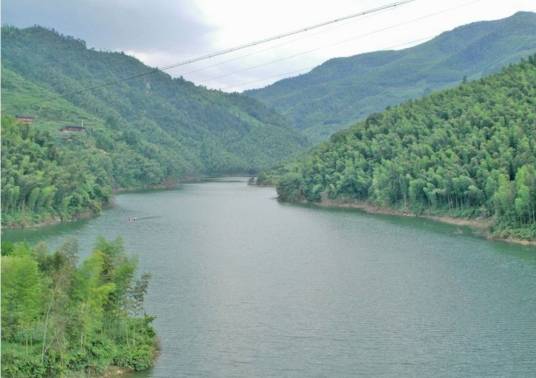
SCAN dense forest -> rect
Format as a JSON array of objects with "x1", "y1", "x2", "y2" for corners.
[
  {"x1": 1, "y1": 237, "x2": 157, "y2": 377},
  {"x1": 1, "y1": 116, "x2": 113, "y2": 226},
  {"x1": 273, "y1": 56, "x2": 536, "y2": 240},
  {"x1": 247, "y1": 11, "x2": 536, "y2": 141},
  {"x1": 1, "y1": 25, "x2": 309, "y2": 226}
]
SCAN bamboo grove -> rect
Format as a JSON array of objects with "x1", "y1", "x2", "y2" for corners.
[
  {"x1": 274, "y1": 56, "x2": 536, "y2": 240},
  {"x1": 1, "y1": 238, "x2": 157, "y2": 377},
  {"x1": 1, "y1": 117, "x2": 114, "y2": 227}
]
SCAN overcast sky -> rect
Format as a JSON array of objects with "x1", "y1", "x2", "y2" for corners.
[{"x1": 3, "y1": 0, "x2": 536, "y2": 92}]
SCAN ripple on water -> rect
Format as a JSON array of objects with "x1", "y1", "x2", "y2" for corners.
[{"x1": 5, "y1": 180, "x2": 536, "y2": 377}]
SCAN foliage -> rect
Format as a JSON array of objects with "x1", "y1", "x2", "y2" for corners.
[
  {"x1": 1, "y1": 116, "x2": 113, "y2": 226},
  {"x1": 1, "y1": 25, "x2": 309, "y2": 225},
  {"x1": 1, "y1": 238, "x2": 157, "y2": 377},
  {"x1": 275, "y1": 56, "x2": 536, "y2": 240},
  {"x1": 247, "y1": 11, "x2": 536, "y2": 142}
]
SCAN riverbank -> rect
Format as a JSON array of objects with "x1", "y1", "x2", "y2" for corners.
[
  {"x1": 1, "y1": 177, "x2": 197, "y2": 230},
  {"x1": 113, "y1": 176, "x2": 203, "y2": 194},
  {"x1": 101, "y1": 366, "x2": 133, "y2": 377},
  {"x1": 2, "y1": 176, "x2": 254, "y2": 230},
  {"x1": 311, "y1": 199, "x2": 536, "y2": 247},
  {"x1": 1, "y1": 208, "x2": 98, "y2": 230}
]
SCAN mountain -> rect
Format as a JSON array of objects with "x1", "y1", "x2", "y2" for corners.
[
  {"x1": 273, "y1": 55, "x2": 536, "y2": 241},
  {"x1": 1, "y1": 26, "x2": 309, "y2": 177},
  {"x1": 1, "y1": 26, "x2": 309, "y2": 226},
  {"x1": 246, "y1": 11, "x2": 536, "y2": 142}
]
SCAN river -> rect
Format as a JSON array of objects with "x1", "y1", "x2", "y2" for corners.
[{"x1": 4, "y1": 178, "x2": 536, "y2": 377}]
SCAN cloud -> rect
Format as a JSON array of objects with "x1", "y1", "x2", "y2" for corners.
[{"x1": 2, "y1": 0, "x2": 215, "y2": 55}]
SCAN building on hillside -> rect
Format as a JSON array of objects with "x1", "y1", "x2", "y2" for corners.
[
  {"x1": 15, "y1": 115, "x2": 34, "y2": 124},
  {"x1": 59, "y1": 125, "x2": 86, "y2": 133}
]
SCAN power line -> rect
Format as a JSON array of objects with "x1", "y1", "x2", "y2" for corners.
[
  {"x1": 204, "y1": 0, "x2": 482, "y2": 87},
  {"x1": 220, "y1": 36, "x2": 436, "y2": 92},
  {"x1": 171, "y1": 5, "x2": 395, "y2": 78},
  {"x1": 158, "y1": 0, "x2": 416, "y2": 72},
  {"x1": 37, "y1": 0, "x2": 417, "y2": 103}
]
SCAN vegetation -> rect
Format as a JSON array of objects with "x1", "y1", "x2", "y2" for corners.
[
  {"x1": 274, "y1": 56, "x2": 536, "y2": 240},
  {"x1": 1, "y1": 237, "x2": 157, "y2": 377},
  {"x1": 1, "y1": 25, "x2": 309, "y2": 226},
  {"x1": 1, "y1": 116, "x2": 113, "y2": 227},
  {"x1": 247, "y1": 11, "x2": 536, "y2": 142}
]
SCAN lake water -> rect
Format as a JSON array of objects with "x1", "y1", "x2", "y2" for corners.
[{"x1": 5, "y1": 178, "x2": 536, "y2": 377}]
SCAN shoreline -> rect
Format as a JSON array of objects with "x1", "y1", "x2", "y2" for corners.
[
  {"x1": 1, "y1": 209, "x2": 98, "y2": 230},
  {"x1": 5, "y1": 180, "x2": 534, "y2": 247},
  {"x1": 2, "y1": 175, "x2": 254, "y2": 230},
  {"x1": 312, "y1": 198, "x2": 536, "y2": 247},
  {"x1": 2, "y1": 177, "x2": 199, "y2": 230},
  {"x1": 112, "y1": 175, "x2": 206, "y2": 194}
]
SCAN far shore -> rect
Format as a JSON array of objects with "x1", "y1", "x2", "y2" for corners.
[
  {"x1": 312, "y1": 198, "x2": 536, "y2": 247},
  {"x1": 4, "y1": 179, "x2": 535, "y2": 248}
]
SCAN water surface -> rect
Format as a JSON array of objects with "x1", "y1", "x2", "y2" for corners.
[{"x1": 5, "y1": 179, "x2": 536, "y2": 377}]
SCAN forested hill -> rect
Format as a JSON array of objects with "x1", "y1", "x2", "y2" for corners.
[
  {"x1": 1, "y1": 26, "x2": 308, "y2": 175},
  {"x1": 1, "y1": 26, "x2": 309, "y2": 226},
  {"x1": 274, "y1": 56, "x2": 536, "y2": 241},
  {"x1": 246, "y1": 11, "x2": 536, "y2": 142}
]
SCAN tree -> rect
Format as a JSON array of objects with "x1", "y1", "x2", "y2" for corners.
[
  {"x1": 1, "y1": 238, "x2": 157, "y2": 377},
  {"x1": 273, "y1": 55, "x2": 536, "y2": 240},
  {"x1": 1, "y1": 249, "x2": 43, "y2": 345}
]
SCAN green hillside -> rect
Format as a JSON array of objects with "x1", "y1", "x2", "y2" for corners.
[
  {"x1": 247, "y1": 11, "x2": 536, "y2": 142},
  {"x1": 274, "y1": 56, "x2": 536, "y2": 241},
  {"x1": 1, "y1": 26, "x2": 309, "y2": 226}
]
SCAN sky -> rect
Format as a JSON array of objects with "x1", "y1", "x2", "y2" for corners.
[{"x1": 3, "y1": 0, "x2": 536, "y2": 92}]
